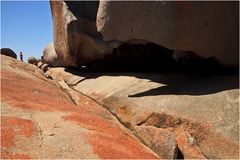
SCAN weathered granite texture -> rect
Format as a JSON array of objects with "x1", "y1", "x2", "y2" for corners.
[
  {"x1": 97, "y1": 1, "x2": 239, "y2": 67},
  {"x1": 43, "y1": 66, "x2": 239, "y2": 159},
  {"x1": 50, "y1": 1, "x2": 119, "y2": 67},
  {"x1": 1, "y1": 55, "x2": 158, "y2": 159},
  {"x1": 49, "y1": 1, "x2": 238, "y2": 67}
]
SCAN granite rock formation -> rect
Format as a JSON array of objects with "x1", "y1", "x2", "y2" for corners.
[
  {"x1": 49, "y1": 1, "x2": 120, "y2": 67},
  {"x1": 49, "y1": 1, "x2": 238, "y2": 67},
  {"x1": 42, "y1": 43, "x2": 61, "y2": 67},
  {"x1": 3, "y1": 45, "x2": 238, "y2": 158},
  {"x1": 97, "y1": 1, "x2": 239, "y2": 67}
]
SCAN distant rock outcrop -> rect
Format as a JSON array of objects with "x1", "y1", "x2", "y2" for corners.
[
  {"x1": 42, "y1": 43, "x2": 61, "y2": 67},
  {"x1": 27, "y1": 57, "x2": 38, "y2": 65},
  {"x1": 0, "y1": 48, "x2": 17, "y2": 59}
]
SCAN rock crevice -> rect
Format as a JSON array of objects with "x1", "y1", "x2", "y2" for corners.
[
  {"x1": 35, "y1": 61, "x2": 239, "y2": 159},
  {"x1": 39, "y1": 64, "x2": 208, "y2": 159}
]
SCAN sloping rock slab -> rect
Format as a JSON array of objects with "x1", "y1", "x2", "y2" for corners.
[
  {"x1": 1, "y1": 55, "x2": 158, "y2": 159},
  {"x1": 46, "y1": 67, "x2": 239, "y2": 159}
]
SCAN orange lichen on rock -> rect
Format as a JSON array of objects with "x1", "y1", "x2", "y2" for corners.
[
  {"x1": 1, "y1": 71, "x2": 75, "y2": 112},
  {"x1": 1, "y1": 116, "x2": 34, "y2": 148},
  {"x1": 1, "y1": 116, "x2": 34, "y2": 159},
  {"x1": 1, "y1": 152, "x2": 31, "y2": 159},
  {"x1": 89, "y1": 133, "x2": 158, "y2": 159},
  {"x1": 9, "y1": 153, "x2": 31, "y2": 159},
  {"x1": 63, "y1": 113, "x2": 117, "y2": 134},
  {"x1": 1, "y1": 58, "x2": 158, "y2": 159},
  {"x1": 1, "y1": 127, "x2": 14, "y2": 148},
  {"x1": 63, "y1": 113, "x2": 158, "y2": 159}
]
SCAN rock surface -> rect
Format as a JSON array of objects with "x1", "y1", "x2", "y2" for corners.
[
  {"x1": 1, "y1": 54, "x2": 159, "y2": 159},
  {"x1": 176, "y1": 131, "x2": 206, "y2": 159},
  {"x1": 42, "y1": 43, "x2": 61, "y2": 67},
  {"x1": 1, "y1": 48, "x2": 17, "y2": 59},
  {"x1": 97, "y1": 1, "x2": 239, "y2": 67},
  {"x1": 134, "y1": 126, "x2": 178, "y2": 159},
  {"x1": 49, "y1": 1, "x2": 238, "y2": 67},
  {"x1": 3, "y1": 53, "x2": 238, "y2": 159},
  {"x1": 49, "y1": 1, "x2": 119, "y2": 67},
  {"x1": 45, "y1": 67, "x2": 239, "y2": 159}
]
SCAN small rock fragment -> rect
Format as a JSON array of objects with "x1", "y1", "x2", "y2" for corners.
[
  {"x1": 41, "y1": 64, "x2": 49, "y2": 72},
  {"x1": 176, "y1": 131, "x2": 206, "y2": 159},
  {"x1": 37, "y1": 61, "x2": 43, "y2": 68}
]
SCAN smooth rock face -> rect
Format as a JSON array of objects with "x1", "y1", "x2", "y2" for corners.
[
  {"x1": 1, "y1": 48, "x2": 17, "y2": 59},
  {"x1": 134, "y1": 126, "x2": 177, "y2": 159},
  {"x1": 50, "y1": 1, "x2": 119, "y2": 67},
  {"x1": 42, "y1": 43, "x2": 61, "y2": 67},
  {"x1": 97, "y1": 1, "x2": 239, "y2": 67}
]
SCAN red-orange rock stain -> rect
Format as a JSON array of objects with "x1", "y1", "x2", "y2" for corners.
[
  {"x1": 1, "y1": 70, "x2": 157, "y2": 159},
  {"x1": 63, "y1": 113, "x2": 158, "y2": 159},
  {"x1": 1, "y1": 116, "x2": 34, "y2": 159},
  {"x1": 1, "y1": 71, "x2": 75, "y2": 112},
  {"x1": 2, "y1": 116, "x2": 34, "y2": 138},
  {"x1": 10, "y1": 153, "x2": 31, "y2": 159},
  {"x1": 1, "y1": 127, "x2": 14, "y2": 148},
  {"x1": 1, "y1": 152, "x2": 31, "y2": 159}
]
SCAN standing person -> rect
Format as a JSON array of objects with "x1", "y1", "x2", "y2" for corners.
[{"x1": 20, "y1": 52, "x2": 23, "y2": 62}]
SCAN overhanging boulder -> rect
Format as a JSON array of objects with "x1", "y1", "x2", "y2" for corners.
[{"x1": 50, "y1": 1, "x2": 238, "y2": 67}]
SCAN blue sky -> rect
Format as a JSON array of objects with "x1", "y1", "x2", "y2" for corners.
[{"x1": 1, "y1": 1, "x2": 53, "y2": 61}]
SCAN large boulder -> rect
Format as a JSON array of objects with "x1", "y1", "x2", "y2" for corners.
[
  {"x1": 0, "y1": 48, "x2": 17, "y2": 59},
  {"x1": 97, "y1": 1, "x2": 239, "y2": 67},
  {"x1": 42, "y1": 43, "x2": 62, "y2": 67},
  {"x1": 49, "y1": 1, "x2": 120, "y2": 67},
  {"x1": 50, "y1": 1, "x2": 238, "y2": 67}
]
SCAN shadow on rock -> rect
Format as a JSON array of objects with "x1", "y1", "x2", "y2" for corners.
[
  {"x1": 64, "y1": 42, "x2": 239, "y2": 97},
  {"x1": 129, "y1": 74, "x2": 239, "y2": 97}
]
